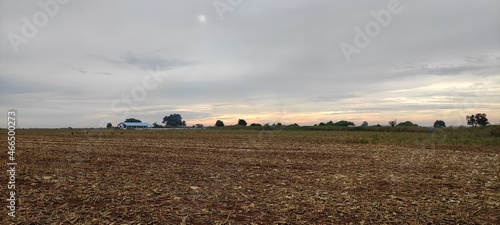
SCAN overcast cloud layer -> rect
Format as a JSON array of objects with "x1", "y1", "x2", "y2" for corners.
[{"x1": 1, "y1": 0, "x2": 499, "y2": 128}]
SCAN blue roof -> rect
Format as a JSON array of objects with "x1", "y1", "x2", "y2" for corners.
[{"x1": 122, "y1": 122, "x2": 152, "y2": 127}]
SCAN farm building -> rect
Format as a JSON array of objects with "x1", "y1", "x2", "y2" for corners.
[{"x1": 117, "y1": 122, "x2": 152, "y2": 129}]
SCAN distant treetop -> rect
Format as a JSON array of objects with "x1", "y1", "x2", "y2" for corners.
[
  {"x1": 434, "y1": 120, "x2": 446, "y2": 128},
  {"x1": 163, "y1": 114, "x2": 186, "y2": 127},
  {"x1": 397, "y1": 121, "x2": 418, "y2": 127},
  {"x1": 237, "y1": 119, "x2": 247, "y2": 126},
  {"x1": 319, "y1": 120, "x2": 355, "y2": 127},
  {"x1": 125, "y1": 118, "x2": 142, "y2": 123},
  {"x1": 215, "y1": 120, "x2": 225, "y2": 127},
  {"x1": 466, "y1": 113, "x2": 489, "y2": 127}
]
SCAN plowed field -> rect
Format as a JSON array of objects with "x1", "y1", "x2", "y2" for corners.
[{"x1": 1, "y1": 129, "x2": 499, "y2": 224}]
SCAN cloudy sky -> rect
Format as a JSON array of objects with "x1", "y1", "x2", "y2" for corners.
[{"x1": 1, "y1": 0, "x2": 499, "y2": 128}]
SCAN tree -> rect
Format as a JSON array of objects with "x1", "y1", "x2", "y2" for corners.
[
  {"x1": 106, "y1": 123, "x2": 113, "y2": 128},
  {"x1": 434, "y1": 120, "x2": 446, "y2": 128},
  {"x1": 153, "y1": 122, "x2": 162, "y2": 128},
  {"x1": 361, "y1": 121, "x2": 368, "y2": 127},
  {"x1": 466, "y1": 113, "x2": 489, "y2": 127},
  {"x1": 215, "y1": 120, "x2": 225, "y2": 127},
  {"x1": 162, "y1": 114, "x2": 186, "y2": 127},
  {"x1": 237, "y1": 119, "x2": 247, "y2": 126},
  {"x1": 397, "y1": 121, "x2": 418, "y2": 126},
  {"x1": 466, "y1": 115, "x2": 476, "y2": 126},
  {"x1": 249, "y1": 123, "x2": 262, "y2": 127},
  {"x1": 389, "y1": 120, "x2": 397, "y2": 127},
  {"x1": 125, "y1": 118, "x2": 141, "y2": 123},
  {"x1": 476, "y1": 114, "x2": 489, "y2": 126},
  {"x1": 333, "y1": 120, "x2": 355, "y2": 127}
]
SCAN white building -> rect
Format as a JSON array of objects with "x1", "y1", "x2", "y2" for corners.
[{"x1": 117, "y1": 122, "x2": 152, "y2": 129}]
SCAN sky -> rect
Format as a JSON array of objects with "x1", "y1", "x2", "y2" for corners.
[{"x1": 1, "y1": 0, "x2": 499, "y2": 128}]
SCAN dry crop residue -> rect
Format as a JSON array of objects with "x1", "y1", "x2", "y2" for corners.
[{"x1": 1, "y1": 129, "x2": 498, "y2": 224}]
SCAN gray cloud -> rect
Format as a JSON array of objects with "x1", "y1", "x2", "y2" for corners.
[
  {"x1": 0, "y1": 0, "x2": 499, "y2": 127},
  {"x1": 0, "y1": 77, "x2": 47, "y2": 95},
  {"x1": 89, "y1": 51, "x2": 196, "y2": 71},
  {"x1": 396, "y1": 64, "x2": 484, "y2": 76},
  {"x1": 94, "y1": 71, "x2": 113, "y2": 76},
  {"x1": 72, "y1": 68, "x2": 113, "y2": 76},
  {"x1": 395, "y1": 54, "x2": 500, "y2": 76},
  {"x1": 119, "y1": 51, "x2": 196, "y2": 71},
  {"x1": 74, "y1": 68, "x2": 88, "y2": 74}
]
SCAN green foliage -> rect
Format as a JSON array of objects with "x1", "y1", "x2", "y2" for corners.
[
  {"x1": 204, "y1": 124, "x2": 500, "y2": 147},
  {"x1": 280, "y1": 125, "x2": 428, "y2": 132},
  {"x1": 466, "y1": 113, "x2": 489, "y2": 127},
  {"x1": 106, "y1": 123, "x2": 112, "y2": 128},
  {"x1": 237, "y1": 119, "x2": 247, "y2": 126},
  {"x1": 319, "y1": 120, "x2": 355, "y2": 127},
  {"x1": 125, "y1": 118, "x2": 141, "y2": 123},
  {"x1": 333, "y1": 120, "x2": 355, "y2": 127},
  {"x1": 432, "y1": 125, "x2": 500, "y2": 146},
  {"x1": 388, "y1": 120, "x2": 397, "y2": 127},
  {"x1": 162, "y1": 114, "x2": 186, "y2": 127},
  {"x1": 489, "y1": 125, "x2": 500, "y2": 137},
  {"x1": 269, "y1": 123, "x2": 284, "y2": 130},
  {"x1": 249, "y1": 123, "x2": 262, "y2": 127},
  {"x1": 215, "y1": 120, "x2": 225, "y2": 127},
  {"x1": 397, "y1": 121, "x2": 418, "y2": 127},
  {"x1": 434, "y1": 120, "x2": 446, "y2": 128}
]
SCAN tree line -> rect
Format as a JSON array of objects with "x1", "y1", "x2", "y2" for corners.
[
  {"x1": 213, "y1": 113, "x2": 490, "y2": 128},
  {"x1": 107, "y1": 113, "x2": 491, "y2": 128}
]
